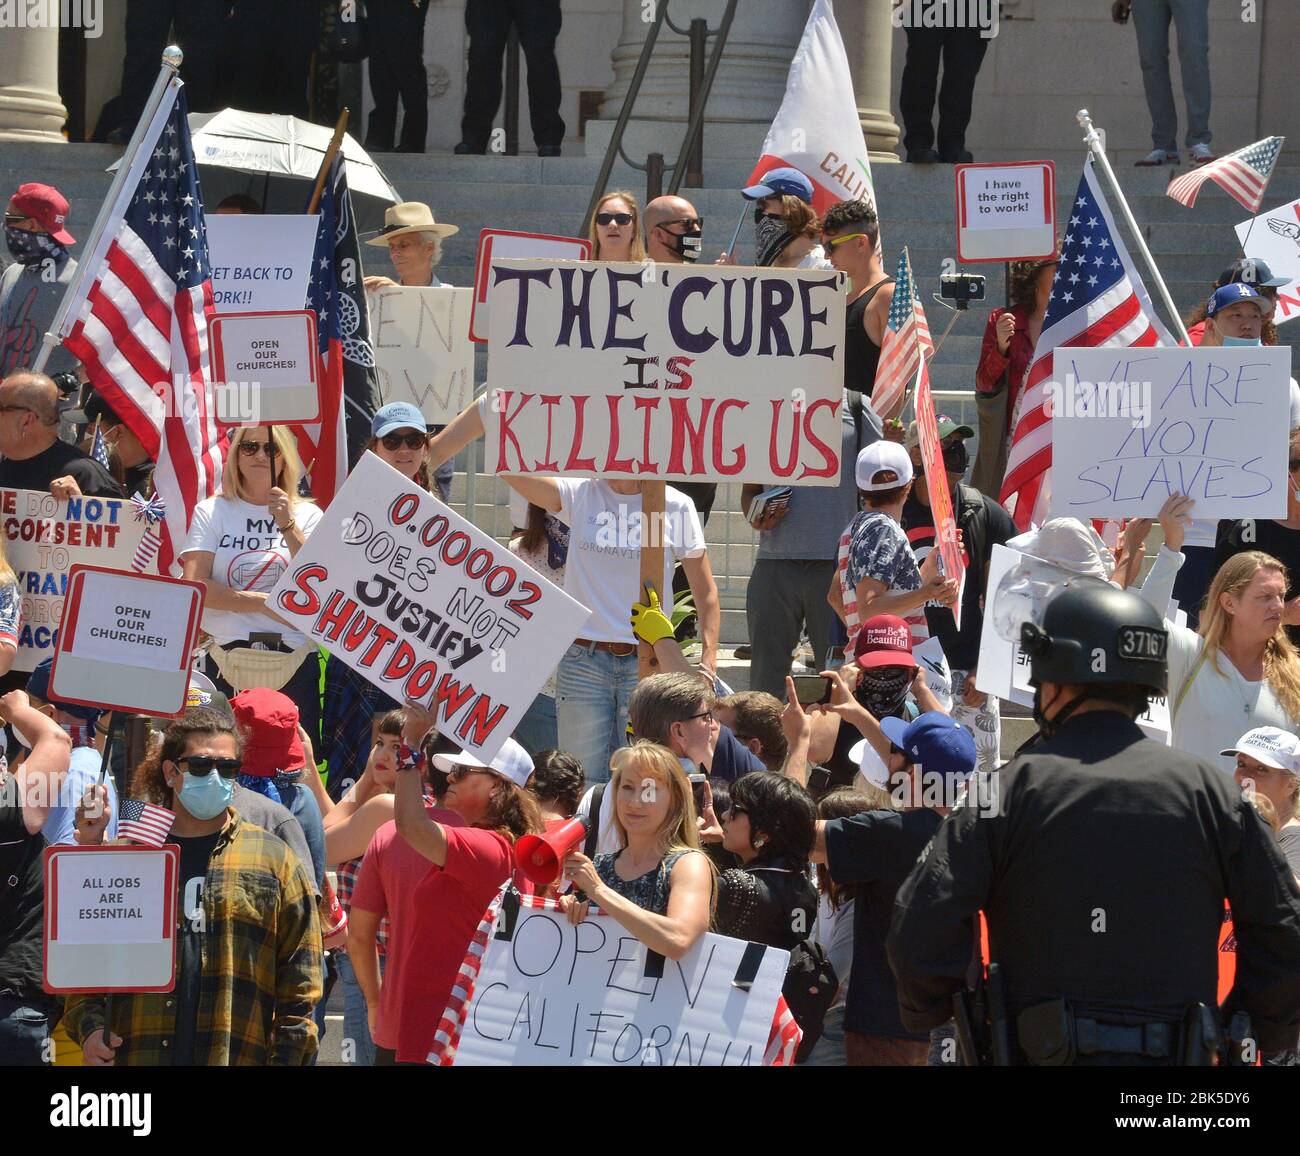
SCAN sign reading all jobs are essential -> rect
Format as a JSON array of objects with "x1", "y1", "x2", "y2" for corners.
[
  {"x1": 50, "y1": 566, "x2": 206, "y2": 716},
  {"x1": 43, "y1": 844, "x2": 179, "y2": 993},
  {"x1": 956, "y1": 161, "x2": 1056, "y2": 263},
  {"x1": 209, "y1": 309, "x2": 320, "y2": 425}
]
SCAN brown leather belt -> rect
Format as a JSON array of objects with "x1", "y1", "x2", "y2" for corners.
[{"x1": 573, "y1": 638, "x2": 637, "y2": 657}]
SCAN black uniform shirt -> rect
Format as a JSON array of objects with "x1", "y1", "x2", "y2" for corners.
[{"x1": 887, "y1": 713, "x2": 1300, "y2": 1054}]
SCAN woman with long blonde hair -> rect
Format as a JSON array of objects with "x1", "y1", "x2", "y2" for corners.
[
  {"x1": 586, "y1": 189, "x2": 645, "y2": 263},
  {"x1": 560, "y1": 741, "x2": 714, "y2": 960},
  {"x1": 181, "y1": 425, "x2": 325, "y2": 747},
  {"x1": 1144, "y1": 497, "x2": 1300, "y2": 769}
]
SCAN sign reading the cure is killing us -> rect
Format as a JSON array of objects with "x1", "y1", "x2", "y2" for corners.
[{"x1": 484, "y1": 260, "x2": 846, "y2": 485}]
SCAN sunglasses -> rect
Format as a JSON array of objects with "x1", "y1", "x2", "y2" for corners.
[
  {"x1": 1291, "y1": 459, "x2": 1300, "y2": 472},
  {"x1": 238, "y1": 439, "x2": 274, "y2": 457},
  {"x1": 178, "y1": 755, "x2": 242, "y2": 778},
  {"x1": 660, "y1": 217, "x2": 703, "y2": 233},
  {"x1": 725, "y1": 803, "x2": 747, "y2": 819},
  {"x1": 381, "y1": 431, "x2": 426, "y2": 451},
  {"x1": 824, "y1": 231, "x2": 868, "y2": 249},
  {"x1": 447, "y1": 765, "x2": 492, "y2": 782},
  {"x1": 596, "y1": 212, "x2": 633, "y2": 227},
  {"x1": 3, "y1": 212, "x2": 30, "y2": 226}
]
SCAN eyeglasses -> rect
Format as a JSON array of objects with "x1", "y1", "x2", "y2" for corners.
[
  {"x1": 824, "y1": 231, "x2": 868, "y2": 249},
  {"x1": 238, "y1": 439, "x2": 274, "y2": 457},
  {"x1": 381, "y1": 431, "x2": 426, "y2": 451},
  {"x1": 595, "y1": 212, "x2": 633, "y2": 227},
  {"x1": 660, "y1": 217, "x2": 703, "y2": 233},
  {"x1": 3, "y1": 212, "x2": 29, "y2": 226},
  {"x1": 684, "y1": 710, "x2": 714, "y2": 724},
  {"x1": 178, "y1": 756, "x2": 242, "y2": 778},
  {"x1": 725, "y1": 803, "x2": 747, "y2": 819}
]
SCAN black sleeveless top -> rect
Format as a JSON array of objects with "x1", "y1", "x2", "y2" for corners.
[{"x1": 844, "y1": 277, "x2": 895, "y2": 398}]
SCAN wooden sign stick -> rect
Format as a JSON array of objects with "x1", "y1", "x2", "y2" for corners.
[{"x1": 637, "y1": 482, "x2": 666, "y2": 680}]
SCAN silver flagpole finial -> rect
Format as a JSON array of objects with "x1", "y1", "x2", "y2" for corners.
[{"x1": 162, "y1": 45, "x2": 184, "y2": 70}]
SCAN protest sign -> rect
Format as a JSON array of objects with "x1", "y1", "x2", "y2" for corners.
[
  {"x1": 1049, "y1": 346, "x2": 1291, "y2": 521},
  {"x1": 914, "y1": 635, "x2": 953, "y2": 710},
  {"x1": 439, "y1": 894, "x2": 793, "y2": 1067},
  {"x1": 1235, "y1": 197, "x2": 1300, "y2": 328},
  {"x1": 267, "y1": 453, "x2": 590, "y2": 762},
  {"x1": 913, "y1": 363, "x2": 966, "y2": 627},
  {"x1": 956, "y1": 161, "x2": 1056, "y2": 263},
  {"x1": 367, "y1": 285, "x2": 476, "y2": 423},
  {"x1": 50, "y1": 567, "x2": 205, "y2": 717},
  {"x1": 483, "y1": 260, "x2": 846, "y2": 485},
  {"x1": 0, "y1": 489, "x2": 145, "y2": 672},
  {"x1": 209, "y1": 310, "x2": 320, "y2": 424},
  {"x1": 43, "y1": 844, "x2": 179, "y2": 993},
  {"x1": 206, "y1": 214, "x2": 319, "y2": 313},
  {"x1": 469, "y1": 229, "x2": 592, "y2": 342}
]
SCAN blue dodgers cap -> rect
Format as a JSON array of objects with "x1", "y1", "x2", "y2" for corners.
[
  {"x1": 742, "y1": 166, "x2": 814, "y2": 203},
  {"x1": 372, "y1": 401, "x2": 428, "y2": 439},
  {"x1": 1206, "y1": 282, "x2": 1266, "y2": 318},
  {"x1": 25, "y1": 657, "x2": 104, "y2": 725},
  {"x1": 879, "y1": 711, "x2": 977, "y2": 780}
]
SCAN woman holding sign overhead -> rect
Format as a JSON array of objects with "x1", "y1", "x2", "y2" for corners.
[{"x1": 181, "y1": 426, "x2": 325, "y2": 752}]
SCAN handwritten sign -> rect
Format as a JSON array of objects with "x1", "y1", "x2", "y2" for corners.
[
  {"x1": 367, "y1": 285, "x2": 476, "y2": 423},
  {"x1": 469, "y1": 229, "x2": 592, "y2": 342},
  {"x1": 1049, "y1": 346, "x2": 1291, "y2": 521},
  {"x1": 50, "y1": 566, "x2": 205, "y2": 717},
  {"x1": 1235, "y1": 197, "x2": 1300, "y2": 329},
  {"x1": 209, "y1": 309, "x2": 321, "y2": 424},
  {"x1": 205, "y1": 214, "x2": 319, "y2": 313},
  {"x1": 484, "y1": 260, "x2": 846, "y2": 485},
  {"x1": 913, "y1": 363, "x2": 965, "y2": 628},
  {"x1": 956, "y1": 161, "x2": 1056, "y2": 263},
  {"x1": 447, "y1": 900, "x2": 789, "y2": 1066},
  {"x1": 267, "y1": 453, "x2": 590, "y2": 762},
  {"x1": 43, "y1": 844, "x2": 178, "y2": 993},
  {"x1": 0, "y1": 489, "x2": 145, "y2": 671}
]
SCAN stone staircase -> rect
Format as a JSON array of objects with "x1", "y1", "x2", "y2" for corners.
[{"x1": 4, "y1": 142, "x2": 1298, "y2": 645}]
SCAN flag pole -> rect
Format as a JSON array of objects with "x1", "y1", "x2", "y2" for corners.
[
  {"x1": 1076, "y1": 109, "x2": 1190, "y2": 345},
  {"x1": 32, "y1": 47, "x2": 186, "y2": 375},
  {"x1": 307, "y1": 110, "x2": 349, "y2": 216}
]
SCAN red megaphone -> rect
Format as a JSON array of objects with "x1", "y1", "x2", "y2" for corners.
[{"x1": 514, "y1": 817, "x2": 588, "y2": 887}]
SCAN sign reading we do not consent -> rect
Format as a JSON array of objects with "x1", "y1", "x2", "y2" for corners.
[{"x1": 484, "y1": 260, "x2": 846, "y2": 486}]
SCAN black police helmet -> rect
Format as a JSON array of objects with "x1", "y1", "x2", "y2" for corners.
[{"x1": 1020, "y1": 576, "x2": 1168, "y2": 695}]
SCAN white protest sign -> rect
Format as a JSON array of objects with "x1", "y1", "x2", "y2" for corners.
[
  {"x1": 267, "y1": 453, "x2": 591, "y2": 762},
  {"x1": 206, "y1": 214, "x2": 319, "y2": 313},
  {"x1": 209, "y1": 310, "x2": 320, "y2": 424},
  {"x1": 956, "y1": 161, "x2": 1056, "y2": 263},
  {"x1": 914, "y1": 635, "x2": 953, "y2": 710},
  {"x1": 0, "y1": 489, "x2": 145, "y2": 672},
  {"x1": 50, "y1": 566, "x2": 206, "y2": 717},
  {"x1": 448, "y1": 901, "x2": 789, "y2": 1066},
  {"x1": 1049, "y1": 346, "x2": 1291, "y2": 521},
  {"x1": 43, "y1": 844, "x2": 179, "y2": 993},
  {"x1": 367, "y1": 285, "x2": 476, "y2": 423},
  {"x1": 1235, "y1": 198, "x2": 1300, "y2": 329},
  {"x1": 469, "y1": 228, "x2": 592, "y2": 342},
  {"x1": 484, "y1": 260, "x2": 846, "y2": 486}
]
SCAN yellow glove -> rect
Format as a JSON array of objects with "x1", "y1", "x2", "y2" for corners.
[{"x1": 630, "y1": 583, "x2": 676, "y2": 646}]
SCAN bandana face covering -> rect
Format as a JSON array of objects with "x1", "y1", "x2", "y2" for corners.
[
  {"x1": 856, "y1": 666, "x2": 913, "y2": 719},
  {"x1": 5, "y1": 226, "x2": 66, "y2": 267},
  {"x1": 754, "y1": 212, "x2": 793, "y2": 267}
]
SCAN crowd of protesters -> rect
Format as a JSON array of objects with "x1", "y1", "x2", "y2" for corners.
[{"x1": 1, "y1": 151, "x2": 1299, "y2": 1072}]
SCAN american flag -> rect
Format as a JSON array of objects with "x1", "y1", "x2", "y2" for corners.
[
  {"x1": 295, "y1": 154, "x2": 378, "y2": 506},
  {"x1": 62, "y1": 81, "x2": 223, "y2": 575},
  {"x1": 999, "y1": 158, "x2": 1175, "y2": 529},
  {"x1": 870, "y1": 248, "x2": 932, "y2": 422},
  {"x1": 90, "y1": 424, "x2": 110, "y2": 470},
  {"x1": 118, "y1": 797, "x2": 176, "y2": 846},
  {"x1": 1167, "y1": 136, "x2": 1284, "y2": 214}
]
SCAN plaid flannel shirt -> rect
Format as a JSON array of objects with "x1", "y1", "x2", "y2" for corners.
[{"x1": 63, "y1": 813, "x2": 323, "y2": 1065}]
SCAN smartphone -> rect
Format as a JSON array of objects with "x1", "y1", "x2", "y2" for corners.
[
  {"x1": 791, "y1": 673, "x2": 832, "y2": 706},
  {"x1": 689, "y1": 773, "x2": 708, "y2": 812},
  {"x1": 939, "y1": 272, "x2": 986, "y2": 305}
]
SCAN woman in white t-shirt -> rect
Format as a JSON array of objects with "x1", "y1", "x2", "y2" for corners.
[{"x1": 181, "y1": 425, "x2": 324, "y2": 745}]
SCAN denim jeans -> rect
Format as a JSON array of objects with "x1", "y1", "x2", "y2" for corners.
[
  {"x1": 0, "y1": 995, "x2": 50, "y2": 1065},
  {"x1": 336, "y1": 951, "x2": 384, "y2": 1067},
  {"x1": 1132, "y1": 0, "x2": 1211, "y2": 150},
  {"x1": 555, "y1": 642, "x2": 639, "y2": 783}
]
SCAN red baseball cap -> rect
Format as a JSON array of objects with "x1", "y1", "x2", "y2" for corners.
[
  {"x1": 9, "y1": 183, "x2": 74, "y2": 245},
  {"x1": 230, "y1": 687, "x2": 306, "y2": 778},
  {"x1": 854, "y1": 614, "x2": 917, "y2": 670}
]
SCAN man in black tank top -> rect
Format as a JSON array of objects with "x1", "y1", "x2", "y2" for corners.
[{"x1": 821, "y1": 201, "x2": 896, "y2": 410}]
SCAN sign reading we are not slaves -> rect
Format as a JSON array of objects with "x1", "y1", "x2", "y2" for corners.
[{"x1": 483, "y1": 261, "x2": 847, "y2": 485}]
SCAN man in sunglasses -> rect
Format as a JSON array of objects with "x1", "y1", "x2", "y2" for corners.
[
  {"x1": 0, "y1": 184, "x2": 79, "y2": 380},
  {"x1": 67, "y1": 707, "x2": 323, "y2": 1065}
]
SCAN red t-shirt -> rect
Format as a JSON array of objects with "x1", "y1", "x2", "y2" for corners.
[{"x1": 350, "y1": 806, "x2": 467, "y2": 1052}]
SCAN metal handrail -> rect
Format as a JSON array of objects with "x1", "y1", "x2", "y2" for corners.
[{"x1": 579, "y1": 0, "x2": 738, "y2": 233}]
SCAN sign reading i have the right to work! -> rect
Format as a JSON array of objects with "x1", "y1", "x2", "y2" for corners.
[{"x1": 955, "y1": 161, "x2": 1056, "y2": 263}]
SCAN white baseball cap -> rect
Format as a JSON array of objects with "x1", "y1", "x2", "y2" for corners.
[
  {"x1": 433, "y1": 737, "x2": 535, "y2": 787},
  {"x1": 848, "y1": 737, "x2": 890, "y2": 789},
  {"x1": 1219, "y1": 727, "x2": 1300, "y2": 773},
  {"x1": 854, "y1": 441, "x2": 914, "y2": 492}
]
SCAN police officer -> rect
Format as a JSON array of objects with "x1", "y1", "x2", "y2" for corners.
[{"x1": 887, "y1": 577, "x2": 1300, "y2": 1065}]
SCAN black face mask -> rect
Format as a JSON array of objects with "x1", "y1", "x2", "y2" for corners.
[
  {"x1": 754, "y1": 212, "x2": 793, "y2": 267},
  {"x1": 942, "y1": 441, "x2": 969, "y2": 474},
  {"x1": 856, "y1": 666, "x2": 912, "y2": 719},
  {"x1": 5, "y1": 225, "x2": 64, "y2": 267},
  {"x1": 660, "y1": 225, "x2": 702, "y2": 263}
]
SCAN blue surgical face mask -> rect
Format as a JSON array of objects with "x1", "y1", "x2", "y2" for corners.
[
  {"x1": 176, "y1": 768, "x2": 234, "y2": 820},
  {"x1": 1221, "y1": 334, "x2": 1263, "y2": 347}
]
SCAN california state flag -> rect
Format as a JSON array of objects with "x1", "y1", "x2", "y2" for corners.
[{"x1": 750, "y1": 0, "x2": 876, "y2": 217}]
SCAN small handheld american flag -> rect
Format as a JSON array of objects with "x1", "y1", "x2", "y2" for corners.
[
  {"x1": 90, "y1": 425, "x2": 111, "y2": 470},
  {"x1": 870, "y1": 248, "x2": 933, "y2": 422},
  {"x1": 1166, "y1": 136, "x2": 1284, "y2": 214},
  {"x1": 118, "y1": 797, "x2": 175, "y2": 846}
]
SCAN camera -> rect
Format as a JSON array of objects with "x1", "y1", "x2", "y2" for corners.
[{"x1": 939, "y1": 273, "x2": 986, "y2": 310}]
